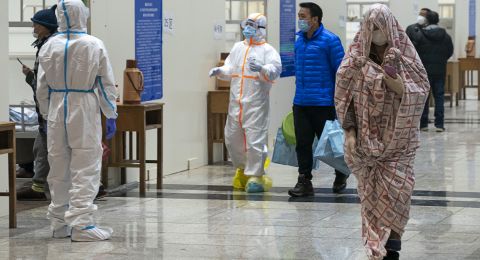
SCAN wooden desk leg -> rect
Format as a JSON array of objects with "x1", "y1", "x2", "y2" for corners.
[
  {"x1": 208, "y1": 140, "x2": 213, "y2": 165},
  {"x1": 477, "y1": 71, "x2": 480, "y2": 100},
  {"x1": 8, "y1": 151, "x2": 16, "y2": 228},
  {"x1": 139, "y1": 131, "x2": 146, "y2": 194},
  {"x1": 156, "y1": 127, "x2": 163, "y2": 189}
]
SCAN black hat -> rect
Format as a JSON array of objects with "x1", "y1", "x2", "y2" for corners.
[
  {"x1": 31, "y1": 5, "x2": 58, "y2": 32},
  {"x1": 426, "y1": 11, "x2": 439, "y2": 25}
]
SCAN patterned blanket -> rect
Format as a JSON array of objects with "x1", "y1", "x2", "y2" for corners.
[{"x1": 334, "y1": 4, "x2": 430, "y2": 259}]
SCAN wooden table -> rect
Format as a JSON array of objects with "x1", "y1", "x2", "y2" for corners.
[
  {"x1": 0, "y1": 122, "x2": 16, "y2": 228},
  {"x1": 458, "y1": 58, "x2": 480, "y2": 100},
  {"x1": 207, "y1": 91, "x2": 229, "y2": 164},
  {"x1": 102, "y1": 103, "x2": 163, "y2": 194}
]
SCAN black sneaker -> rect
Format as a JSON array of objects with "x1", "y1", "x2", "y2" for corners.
[
  {"x1": 17, "y1": 186, "x2": 47, "y2": 201},
  {"x1": 383, "y1": 251, "x2": 399, "y2": 260},
  {"x1": 95, "y1": 184, "x2": 108, "y2": 200},
  {"x1": 332, "y1": 172, "x2": 348, "y2": 193},
  {"x1": 288, "y1": 174, "x2": 314, "y2": 197}
]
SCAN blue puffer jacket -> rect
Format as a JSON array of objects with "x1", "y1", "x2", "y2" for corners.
[{"x1": 294, "y1": 24, "x2": 345, "y2": 106}]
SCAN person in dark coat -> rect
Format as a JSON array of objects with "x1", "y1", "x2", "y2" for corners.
[
  {"x1": 406, "y1": 8, "x2": 431, "y2": 48},
  {"x1": 415, "y1": 11, "x2": 454, "y2": 132},
  {"x1": 17, "y1": 5, "x2": 58, "y2": 200}
]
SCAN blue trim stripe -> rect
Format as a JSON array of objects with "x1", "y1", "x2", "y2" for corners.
[
  {"x1": 49, "y1": 88, "x2": 95, "y2": 93},
  {"x1": 58, "y1": 31, "x2": 87, "y2": 35},
  {"x1": 82, "y1": 225, "x2": 96, "y2": 230},
  {"x1": 97, "y1": 76, "x2": 116, "y2": 112},
  {"x1": 61, "y1": 0, "x2": 72, "y2": 136},
  {"x1": 61, "y1": 0, "x2": 71, "y2": 31}
]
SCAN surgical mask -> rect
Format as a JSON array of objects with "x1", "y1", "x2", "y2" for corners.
[
  {"x1": 298, "y1": 19, "x2": 310, "y2": 32},
  {"x1": 372, "y1": 30, "x2": 387, "y2": 46},
  {"x1": 417, "y1": 15, "x2": 427, "y2": 26},
  {"x1": 242, "y1": 26, "x2": 256, "y2": 39},
  {"x1": 32, "y1": 32, "x2": 38, "y2": 38}
]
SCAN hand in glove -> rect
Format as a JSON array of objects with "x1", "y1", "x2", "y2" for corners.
[
  {"x1": 383, "y1": 72, "x2": 404, "y2": 96},
  {"x1": 209, "y1": 67, "x2": 221, "y2": 77},
  {"x1": 22, "y1": 65, "x2": 32, "y2": 76},
  {"x1": 106, "y1": 118, "x2": 116, "y2": 140},
  {"x1": 249, "y1": 61, "x2": 263, "y2": 72}
]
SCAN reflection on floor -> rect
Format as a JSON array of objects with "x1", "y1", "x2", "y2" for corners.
[{"x1": 1, "y1": 96, "x2": 480, "y2": 259}]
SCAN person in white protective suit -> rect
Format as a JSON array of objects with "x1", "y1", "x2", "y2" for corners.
[
  {"x1": 209, "y1": 13, "x2": 282, "y2": 193},
  {"x1": 36, "y1": 0, "x2": 118, "y2": 241}
]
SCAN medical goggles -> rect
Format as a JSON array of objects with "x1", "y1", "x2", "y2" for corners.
[{"x1": 240, "y1": 19, "x2": 265, "y2": 29}]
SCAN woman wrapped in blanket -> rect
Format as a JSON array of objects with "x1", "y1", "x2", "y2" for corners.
[{"x1": 334, "y1": 4, "x2": 430, "y2": 260}]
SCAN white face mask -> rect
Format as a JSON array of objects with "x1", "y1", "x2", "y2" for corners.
[
  {"x1": 417, "y1": 15, "x2": 427, "y2": 25},
  {"x1": 32, "y1": 32, "x2": 39, "y2": 38},
  {"x1": 372, "y1": 30, "x2": 387, "y2": 46}
]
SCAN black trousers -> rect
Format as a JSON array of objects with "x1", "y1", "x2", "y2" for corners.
[{"x1": 293, "y1": 105, "x2": 341, "y2": 180}]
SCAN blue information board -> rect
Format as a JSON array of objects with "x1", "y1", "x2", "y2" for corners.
[
  {"x1": 135, "y1": 0, "x2": 163, "y2": 101},
  {"x1": 279, "y1": 0, "x2": 296, "y2": 78},
  {"x1": 469, "y1": 0, "x2": 476, "y2": 37}
]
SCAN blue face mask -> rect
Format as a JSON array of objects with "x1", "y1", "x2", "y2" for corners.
[
  {"x1": 242, "y1": 26, "x2": 256, "y2": 39},
  {"x1": 298, "y1": 19, "x2": 310, "y2": 32}
]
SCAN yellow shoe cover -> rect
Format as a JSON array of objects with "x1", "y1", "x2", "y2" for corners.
[
  {"x1": 232, "y1": 168, "x2": 249, "y2": 189},
  {"x1": 245, "y1": 175, "x2": 272, "y2": 193},
  {"x1": 264, "y1": 157, "x2": 271, "y2": 170}
]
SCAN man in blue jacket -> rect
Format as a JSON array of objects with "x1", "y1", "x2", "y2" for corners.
[{"x1": 288, "y1": 2, "x2": 347, "y2": 197}]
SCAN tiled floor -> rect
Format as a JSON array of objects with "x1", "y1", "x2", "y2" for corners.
[{"x1": 1, "y1": 94, "x2": 480, "y2": 259}]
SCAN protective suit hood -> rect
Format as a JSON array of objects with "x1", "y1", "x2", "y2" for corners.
[
  {"x1": 57, "y1": 0, "x2": 89, "y2": 32},
  {"x1": 243, "y1": 13, "x2": 267, "y2": 42}
]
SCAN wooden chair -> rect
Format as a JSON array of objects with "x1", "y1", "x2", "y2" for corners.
[
  {"x1": 444, "y1": 61, "x2": 458, "y2": 107},
  {"x1": 207, "y1": 90, "x2": 229, "y2": 164}
]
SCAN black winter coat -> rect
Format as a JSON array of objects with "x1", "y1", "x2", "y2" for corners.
[{"x1": 412, "y1": 25, "x2": 454, "y2": 77}]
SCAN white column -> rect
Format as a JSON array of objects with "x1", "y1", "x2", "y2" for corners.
[{"x1": 0, "y1": 0, "x2": 10, "y2": 220}]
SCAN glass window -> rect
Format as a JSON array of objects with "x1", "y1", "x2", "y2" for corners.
[
  {"x1": 347, "y1": 4, "x2": 361, "y2": 21},
  {"x1": 9, "y1": 0, "x2": 61, "y2": 25},
  {"x1": 248, "y1": 0, "x2": 265, "y2": 15},
  {"x1": 439, "y1": 5, "x2": 454, "y2": 19},
  {"x1": 225, "y1": 0, "x2": 267, "y2": 47},
  {"x1": 230, "y1": 1, "x2": 247, "y2": 21}
]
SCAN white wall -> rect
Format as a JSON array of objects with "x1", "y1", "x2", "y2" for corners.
[
  {"x1": 1, "y1": 0, "x2": 10, "y2": 219},
  {"x1": 390, "y1": 0, "x2": 439, "y2": 30},
  {"x1": 91, "y1": 0, "x2": 225, "y2": 176},
  {"x1": 454, "y1": 0, "x2": 469, "y2": 59}
]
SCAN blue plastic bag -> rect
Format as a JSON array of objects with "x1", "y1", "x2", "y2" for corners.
[
  {"x1": 272, "y1": 128, "x2": 319, "y2": 169},
  {"x1": 328, "y1": 120, "x2": 345, "y2": 158},
  {"x1": 314, "y1": 120, "x2": 350, "y2": 176},
  {"x1": 272, "y1": 128, "x2": 299, "y2": 167}
]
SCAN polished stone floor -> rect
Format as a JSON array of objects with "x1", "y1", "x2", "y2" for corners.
[{"x1": 1, "y1": 93, "x2": 480, "y2": 259}]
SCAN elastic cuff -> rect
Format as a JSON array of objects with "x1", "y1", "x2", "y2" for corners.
[
  {"x1": 385, "y1": 239, "x2": 401, "y2": 252},
  {"x1": 32, "y1": 182, "x2": 45, "y2": 192},
  {"x1": 300, "y1": 173, "x2": 312, "y2": 181}
]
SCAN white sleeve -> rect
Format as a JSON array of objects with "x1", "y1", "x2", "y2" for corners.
[
  {"x1": 260, "y1": 45, "x2": 282, "y2": 82},
  {"x1": 216, "y1": 43, "x2": 239, "y2": 81},
  {"x1": 36, "y1": 60, "x2": 49, "y2": 118},
  {"x1": 96, "y1": 42, "x2": 118, "y2": 119}
]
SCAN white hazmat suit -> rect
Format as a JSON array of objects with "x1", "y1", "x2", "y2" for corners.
[
  {"x1": 210, "y1": 13, "x2": 282, "y2": 192},
  {"x1": 36, "y1": 0, "x2": 117, "y2": 241}
]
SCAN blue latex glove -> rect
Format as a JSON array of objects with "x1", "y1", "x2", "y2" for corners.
[
  {"x1": 106, "y1": 118, "x2": 116, "y2": 140},
  {"x1": 209, "y1": 67, "x2": 221, "y2": 77},
  {"x1": 249, "y1": 61, "x2": 263, "y2": 72}
]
